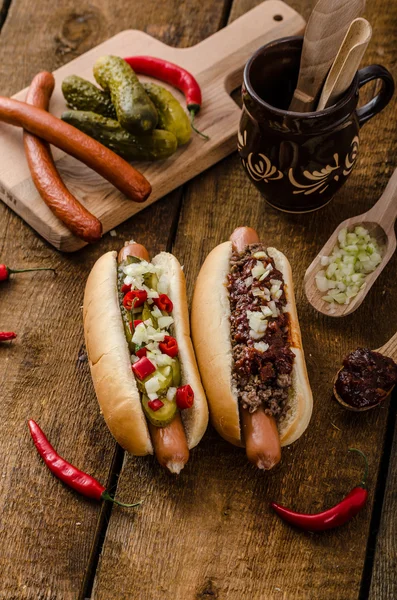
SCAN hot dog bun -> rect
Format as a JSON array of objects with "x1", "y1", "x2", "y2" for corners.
[
  {"x1": 83, "y1": 250, "x2": 208, "y2": 457},
  {"x1": 191, "y1": 241, "x2": 312, "y2": 448}
]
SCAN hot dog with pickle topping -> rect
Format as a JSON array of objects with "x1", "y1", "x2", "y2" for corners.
[
  {"x1": 191, "y1": 227, "x2": 313, "y2": 469},
  {"x1": 83, "y1": 241, "x2": 208, "y2": 473}
]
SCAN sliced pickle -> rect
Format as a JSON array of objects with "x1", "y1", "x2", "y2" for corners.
[
  {"x1": 144, "y1": 272, "x2": 158, "y2": 290},
  {"x1": 135, "y1": 366, "x2": 173, "y2": 395},
  {"x1": 141, "y1": 301, "x2": 158, "y2": 328},
  {"x1": 142, "y1": 394, "x2": 177, "y2": 427},
  {"x1": 171, "y1": 358, "x2": 181, "y2": 387}
]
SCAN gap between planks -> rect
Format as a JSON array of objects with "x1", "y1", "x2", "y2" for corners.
[
  {"x1": 0, "y1": 0, "x2": 12, "y2": 30},
  {"x1": 358, "y1": 387, "x2": 397, "y2": 600}
]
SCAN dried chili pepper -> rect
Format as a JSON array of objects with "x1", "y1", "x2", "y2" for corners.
[
  {"x1": 28, "y1": 420, "x2": 140, "y2": 507},
  {"x1": 123, "y1": 56, "x2": 209, "y2": 139},
  {"x1": 159, "y1": 335, "x2": 178, "y2": 358},
  {"x1": 271, "y1": 449, "x2": 368, "y2": 532},
  {"x1": 0, "y1": 331, "x2": 17, "y2": 341},
  {"x1": 176, "y1": 385, "x2": 194, "y2": 410},
  {"x1": 0, "y1": 263, "x2": 55, "y2": 281}
]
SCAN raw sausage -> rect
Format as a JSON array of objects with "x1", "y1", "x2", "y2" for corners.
[{"x1": 23, "y1": 72, "x2": 102, "y2": 243}]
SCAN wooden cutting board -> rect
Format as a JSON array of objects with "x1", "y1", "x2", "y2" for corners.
[{"x1": 0, "y1": 0, "x2": 304, "y2": 252}]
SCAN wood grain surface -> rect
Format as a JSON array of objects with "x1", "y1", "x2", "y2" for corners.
[{"x1": 0, "y1": 0, "x2": 396, "y2": 599}]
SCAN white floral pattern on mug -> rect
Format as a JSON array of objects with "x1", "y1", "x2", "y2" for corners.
[{"x1": 238, "y1": 129, "x2": 360, "y2": 193}]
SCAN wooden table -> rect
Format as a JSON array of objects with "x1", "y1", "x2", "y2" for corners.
[{"x1": 0, "y1": 0, "x2": 396, "y2": 598}]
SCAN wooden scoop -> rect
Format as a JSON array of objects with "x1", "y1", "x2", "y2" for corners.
[
  {"x1": 289, "y1": 0, "x2": 365, "y2": 112},
  {"x1": 334, "y1": 332, "x2": 397, "y2": 411},
  {"x1": 304, "y1": 168, "x2": 397, "y2": 317},
  {"x1": 317, "y1": 18, "x2": 372, "y2": 110}
]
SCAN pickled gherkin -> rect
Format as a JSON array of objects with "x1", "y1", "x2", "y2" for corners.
[
  {"x1": 142, "y1": 394, "x2": 177, "y2": 427},
  {"x1": 62, "y1": 75, "x2": 116, "y2": 119},
  {"x1": 61, "y1": 110, "x2": 177, "y2": 161},
  {"x1": 93, "y1": 55, "x2": 158, "y2": 134},
  {"x1": 143, "y1": 83, "x2": 191, "y2": 146}
]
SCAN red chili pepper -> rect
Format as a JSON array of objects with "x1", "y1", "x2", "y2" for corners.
[
  {"x1": 28, "y1": 420, "x2": 140, "y2": 507},
  {"x1": 148, "y1": 399, "x2": 164, "y2": 411},
  {"x1": 123, "y1": 289, "x2": 147, "y2": 310},
  {"x1": 121, "y1": 283, "x2": 132, "y2": 294},
  {"x1": 159, "y1": 335, "x2": 178, "y2": 358},
  {"x1": 0, "y1": 331, "x2": 17, "y2": 341},
  {"x1": 132, "y1": 356, "x2": 156, "y2": 380},
  {"x1": 176, "y1": 385, "x2": 194, "y2": 410},
  {"x1": 123, "y1": 56, "x2": 209, "y2": 140},
  {"x1": 153, "y1": 294, "x2": 173, "y2": 313},
  {"x1": 271, "y1": 449, "x2": 368, "y2": 532},
  {"x1": 135, "y1": 346, "x2": 147, "y2": 358},
  {"x1": 0, "y1": 263, "x2": 55, "y2": 281}
]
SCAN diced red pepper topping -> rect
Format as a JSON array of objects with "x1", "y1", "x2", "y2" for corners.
[
  {"x1": 123, "y1": 289, "x2": 147, "y2": 310},
  {"x1": 131, "y1": 356, "x2": 156, "y2": 380},
  {"x1": 153, "y1": 294, "x2": 173, "y2": 313},
  {"x1": 133, "y1": 319, "x2": 143, "y2": 328},
  {"x1": 148, "y1": 399, "x2": 164, "y2": 412},
  {"x1": 159, "y1": 335, "x2": 178, "y2": 358},
  {"x1": 135, "y1": 347, "x2": 147, "y2": 358},
  {"x1": 176, "y1": 385, "x2": 194, "y2": 410},
  {"x1": 121, "y1": 283, "x2": 132, "y2": 295}
]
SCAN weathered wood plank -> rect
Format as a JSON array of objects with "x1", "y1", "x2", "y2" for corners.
[
  {"x1": 0, "y1": 0, "x2": 227, "y2": 597},
  {"x1": 92, "y1": 0, "x2": 397, "y2": 599}
]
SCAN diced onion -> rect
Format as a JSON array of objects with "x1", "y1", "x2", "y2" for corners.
[
  {"x1": 158, "y1": 316, "x2": 174, "y2": 329},
  {"x1": 251, "y1": 261, "x2": 265, "y2": 279},
  {"x1": 155, "y1": 354, "x2": 174, "y2": 367},
  {"x1": 167, "y1": 387, "x2": 177, "y2": 401},
  {"x1": 253, "y1": 251, "x2": 268, "y2": 259},
  {"x1": 151, "y1": 305, "x2": 163, "y2": 319},
  {"x1": 148, "y1": 393, "x2": 159, "y2": 401},
  {"x1": 145, "y1": 376, "x2": 161, "y2": 395},
  {"x1": 245, "y1": 276, "x2": 253, "y2": 288},
  {"x1": 132, "y1": 323, "x2": 148, "y2": 345},
  {"x1": 315, "y1": 226, "x2": 383, "y2": 304},
  {"x1": 254, "y1": 341, "x2": 269, "y2": 352},
  {"x1": 157, "y1": 274, "x2": 169, "y2": 295}
]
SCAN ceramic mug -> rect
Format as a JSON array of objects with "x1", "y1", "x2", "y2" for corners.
[{"x1": 238, "y1": 36, "x2": 395, "y2": 213}]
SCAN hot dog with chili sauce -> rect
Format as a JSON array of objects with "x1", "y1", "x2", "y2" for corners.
[
  {"x1": 191, "y1": 227, "x2": 313, "y2": 469},
  {"x1": 83, "y1": 241, "x2": 208, "y2": 473},
  {"x1": 24, "y1": 72, "x2": 102, "y2": 243}
]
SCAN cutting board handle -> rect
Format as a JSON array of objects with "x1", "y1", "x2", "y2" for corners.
[{"x1": 183, "y1": 0, "x2": 305, "y2": 91}]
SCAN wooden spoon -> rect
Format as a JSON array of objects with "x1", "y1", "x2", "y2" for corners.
[
  {"x1": 333, "y1": 332, "x2": 397, "y2": 411},
  {"x1": 304, "y1": 168, "x2": 397, "y2": 317},
  {"x1": 288, "y1": 0, "x2": 365, "y2": 112},
  {"x1": 317, "y1": 18, "x2": 372, "y2": 110}
]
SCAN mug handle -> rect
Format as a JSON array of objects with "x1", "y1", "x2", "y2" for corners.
[{"x1": 356, "y1": 65, "x2": 395, "y2": 126}]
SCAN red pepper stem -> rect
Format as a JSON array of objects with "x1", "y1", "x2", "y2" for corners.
[
  {"x1": 101, "y1": 490, "x2": 142, "y2": 508},
  {"x1": 349, "y1": 448, "x2": 368, "y2": 488},
  {"x1": 189, "y1": 110, "x2": 210, "y2": 141},
  {"x1": 9, "y1": 267, "x2": 55, "y2": 274}
]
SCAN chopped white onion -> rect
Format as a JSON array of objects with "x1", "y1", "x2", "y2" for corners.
[
  {"x1": 145, "y1": 376, "x2": 161, "y2": 395},
  {"x1": 245, "y1": 276, "x2": 253, "y2": 288},
  {"x1": 151, "y1": 305, "x2": 163, "y2": 319},
  {"x1": 157, "y1": 274, "x2": 169, "y2": 295},
  {"x1": 251, "y1": 261, "x2": 265, "y2": 279},
  {"x1": 132, "y1": 323, "x2": 148, "y2": 345},
  {"x1": 254, "y1": 341, "x2": 269, "y2": 352},
  {"x1": 253, "y1": 251, "x2": 268, "y2": 259},
  {"x1": 148, "y1": 393, "x2": 159, "y2": 401},
  {"x1": 155, "y1": 354, "x2": 174, "y2": 367},
  {"x1": 261, "y1": 306, "x2": 273, "y2": 318},
  {"x1": 167, "y1": 387, "x2": 177, "y2": 401},
  {"x1": 315, "y1": 226, "x2": 383, "y2": 305},
  {"x1": 158, "y1": 316, "x2": 174, "y2": 329},
  {"x1": 250, "y1": 329, "x2": 264, "y2": 340}
]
